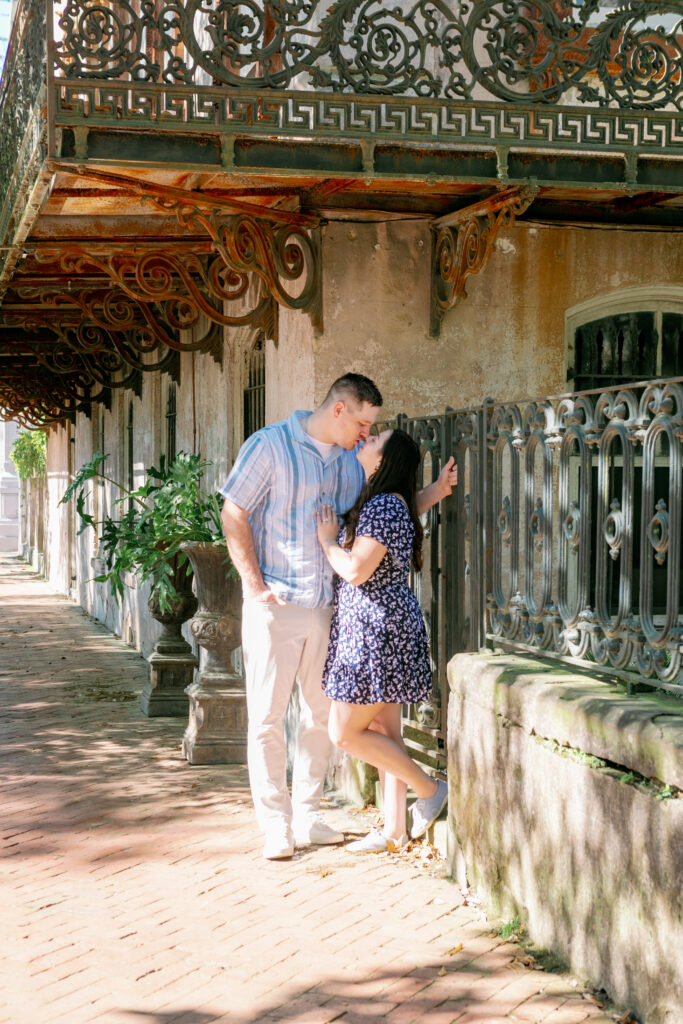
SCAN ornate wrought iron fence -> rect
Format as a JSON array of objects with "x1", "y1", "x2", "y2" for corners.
[
  {"x1": 49, "y1": 1, "x2": 683, "y2": 109},
  {"x1": 398, "y1": 377, "x2": 683, "y2": 767},
  {"x1": 390, "y1": 406, "x2": 484, "y2": 770},
  {"x1": 485, "y1": 377, "x2": 683, "y2": 696}
]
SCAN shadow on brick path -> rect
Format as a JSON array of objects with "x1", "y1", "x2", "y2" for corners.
[{"x1": 0, "y1": 556, "x2": 612, "y2": 1024}]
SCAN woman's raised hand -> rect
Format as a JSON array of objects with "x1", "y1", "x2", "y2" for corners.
[{"x1": 317, "y1": 503, "x2": 339, "y2": 546}]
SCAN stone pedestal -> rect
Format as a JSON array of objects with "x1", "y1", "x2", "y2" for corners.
[
  {"x1": 180, "y1": 542, "x2": 246, "y2": 764},
  {"x1": 142, "y1": 587, "x2": 198, "y2": 717}
]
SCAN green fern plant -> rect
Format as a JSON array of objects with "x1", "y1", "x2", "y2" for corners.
[{"x1": 60, "y1": 451, "x2": 234, "y2": 613}]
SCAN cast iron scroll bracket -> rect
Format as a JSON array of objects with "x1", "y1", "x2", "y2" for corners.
[
  {"x1": 47, "y1": 165, "x2": 323, "y2": 336},
  {"x1": 429, "y1": 186, "x2": 539, "y2": 337}
]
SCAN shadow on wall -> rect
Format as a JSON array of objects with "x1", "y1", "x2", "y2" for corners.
[{"x1": 448, "y1": 660, "x2": 683, "y2": 1024}]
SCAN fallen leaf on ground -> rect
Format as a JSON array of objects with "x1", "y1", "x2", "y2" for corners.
[
  {"x1": 438, "y1": 967, "x2": 447, "y2": 976},
  {"x1": 447, "y1": 944, "x2": 463, "y2": 955},
  {"x1": 510, "y1": 955, "x2": 537, "y2": 969}
]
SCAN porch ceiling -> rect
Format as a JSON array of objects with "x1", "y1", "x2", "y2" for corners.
[
  {"x1": 2, "y1": 155, "x2": 683, "y2": 427},
  {"x1": 33, "y1": 158, "x2": 683, "y2": 227}
]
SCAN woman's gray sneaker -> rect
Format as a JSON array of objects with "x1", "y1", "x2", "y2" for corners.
[{"x1": 409, "y1": 778, "x2": 448, "y2": 839}]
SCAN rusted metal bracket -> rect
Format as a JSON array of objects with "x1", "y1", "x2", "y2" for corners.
[
  {"x1": 430, "y1": 186, "x2": 539, "y2": 337},
  {"x1": 46, "y1": 163, "x2": 323, "y2": 333}
]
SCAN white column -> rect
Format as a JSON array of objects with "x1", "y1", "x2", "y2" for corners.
[{"x1": 0, "y1": 419, "x2": 20, "y2": 553}]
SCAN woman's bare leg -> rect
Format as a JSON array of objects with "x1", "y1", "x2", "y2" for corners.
[
  {"x1": 372, "y1": 705, "x2": 408, "y2": 838},
  {"x1": 368, "y1": 718, "x2": 387, "y2": 803},
  {"x1": 329, "y1": 701, "x2": 438, "y2": 802}
]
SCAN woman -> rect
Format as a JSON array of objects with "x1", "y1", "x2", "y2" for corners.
[{"x1": 316, "y1": 428, "x2": 448, "y2": 852}]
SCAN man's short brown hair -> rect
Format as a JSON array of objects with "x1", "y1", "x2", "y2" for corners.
[{"x1": 323, "y1": 373, "x2": 383, "y2": 409}]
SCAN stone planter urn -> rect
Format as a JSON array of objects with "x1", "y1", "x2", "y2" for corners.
[
  {"x1": 141, "y1": 565, "x2": 198, "y2": 717},
  {"x1": 180, "y1": 541, "x2": 246, "y2": 764}
]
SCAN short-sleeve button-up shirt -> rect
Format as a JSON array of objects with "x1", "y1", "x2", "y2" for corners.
[{"x1": 220, "y1": 410, "x2": 365, "y2": 607}]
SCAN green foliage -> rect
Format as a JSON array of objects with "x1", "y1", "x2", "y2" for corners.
[
  {"x1": 495, "y1": 917, "x2": 524, "y2": 940},
  {"x1": 60, "y1": 451, "x2": 234, "y2": 613},
  {"x1": 534, "y1": 734, "x2": 680, "y2": 801},
  {"x1": 524, "y1": 943, "x2": 569, "y2": 974},
  {"x1": 657, "y1": 785, "x2": 677, "y2": 802},
  {"x1": 9, "y1": 429, "x2": 47, "y2": 480}
]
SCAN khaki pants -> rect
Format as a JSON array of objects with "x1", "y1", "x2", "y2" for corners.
[{"x1": 241, "y1": 601, "x2": 334, "y2": 834}]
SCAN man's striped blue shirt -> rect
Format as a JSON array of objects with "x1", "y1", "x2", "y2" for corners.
[{"x1": 220, "y1": 410, "x2": 365, "y2": 608}]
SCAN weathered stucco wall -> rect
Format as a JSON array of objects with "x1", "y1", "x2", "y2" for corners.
[
  {"x1": 270, "y1": 305, "x2": 316, "y2": 422},
  {"x1": 178, "y1": 346, "x2": 232, "y2": 493},
  {"x1": 447, "y1": 652, "x2": 683, "y2": 1024},
  {"x1": 44, "y1": 422, "x2": 72, "y2": 596},
  {"x1": 314, "y1": 219, "x2": 683, "y2": 414}
]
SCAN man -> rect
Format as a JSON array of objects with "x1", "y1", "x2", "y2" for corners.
[{"x1": 221, "y1": 373, "x2": 456, "y2": 860}]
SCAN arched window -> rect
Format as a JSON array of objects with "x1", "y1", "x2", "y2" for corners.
[
  {"x1": 567, "y1": 288, "x2": 683, "y2": 391},
  {"x1": 243, "y1": 335, "x2": 265, "y2": 439}
]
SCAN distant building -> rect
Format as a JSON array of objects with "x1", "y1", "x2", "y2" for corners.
[{"x1": 0, "y1": 418, "x2": 19, "y2": 553}]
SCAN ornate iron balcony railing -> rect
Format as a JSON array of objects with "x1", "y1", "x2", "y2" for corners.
[
  {"x1": 0, "y1": 0, "x2": 46, "y2": 284},
  {"x1": 50, "y1": 1, "x2": 683, "y2": 109},
  {"x1": 1, "y1": 1, "x2": 681, "y2": 261},
  {"x1": 398, "y1": 376, "x2": 683, "y2": 766}
]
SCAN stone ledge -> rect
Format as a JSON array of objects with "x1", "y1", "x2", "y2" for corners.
[
  {"x1": 447, "y1": 651, "x2": 683, "y2": 1024},
  {"x1": 448, "y1": 651, "x2": 683, "y2": 790}
]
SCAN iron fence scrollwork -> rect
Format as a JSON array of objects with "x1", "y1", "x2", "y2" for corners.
[
  {"x1": 400, "y1": 377, "x2": 682, "y2": 765},
  {"x1": 393, "y1": 405, "x2": 484, "y2": 770},
  {"x1": 485, "y1": 378, "x2": 683, "y2": 696}
]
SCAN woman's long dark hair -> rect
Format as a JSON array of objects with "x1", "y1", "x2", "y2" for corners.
[{"x1": 343, "y1": 429, "x2": 424, "y2": 571}]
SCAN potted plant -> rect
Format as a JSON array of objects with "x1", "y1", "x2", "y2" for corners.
[
  {"x1": 61, "y1": 450, "x2": 227, "y2": 614},
  {"x1": 60, "y1": 452, "x2": 246, "y2": 753}
]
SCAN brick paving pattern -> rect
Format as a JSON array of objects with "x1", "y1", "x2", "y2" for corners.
[{"x1": 0, "y1": 556, "x2": 616, "y2": 1024}]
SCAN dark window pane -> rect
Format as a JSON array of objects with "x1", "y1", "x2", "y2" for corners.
[
  {"x1": 574, "y1": 312, "x2": 656, "y2": 391},
  {"x1": 661, "y1": 313, "x2": 683, "y2": 377}
]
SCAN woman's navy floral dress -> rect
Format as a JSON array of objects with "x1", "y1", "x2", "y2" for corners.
[{"x1": 323, "y1": 493, "x2": 432, "y2": 705}]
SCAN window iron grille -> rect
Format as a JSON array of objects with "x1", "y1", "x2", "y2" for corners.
[
  {"x1": 166, "y1": 381, "x2": 177, "y2": 465},
  {"x1": 244, "y1": 336, "x2": 265, "y2": 440}
]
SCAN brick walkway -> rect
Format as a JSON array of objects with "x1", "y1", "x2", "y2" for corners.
[{"x1": 0, "y1": 555, "x2": 616, "y2": 1024}]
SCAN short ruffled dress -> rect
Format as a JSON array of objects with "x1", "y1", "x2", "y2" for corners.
[{"x1": 322, "y1": 493, "x2": 433, "y2": 705}]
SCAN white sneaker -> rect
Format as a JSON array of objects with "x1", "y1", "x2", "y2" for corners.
[
  {"x1": 410, "y1": 778, "x2": 448, "y2": 839},
  {"x1": 263, "y1": 825, "x2": 294, "y2": 860},
  {"x1": 293, "y1": 815, "x2": 344, "y2": 847},
  {"x1": 346, "y1": 827, "x2": 409, "y2": 854}
]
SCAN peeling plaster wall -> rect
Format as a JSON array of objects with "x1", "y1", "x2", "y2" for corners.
[
  {"x1": 38, "y1": 334, "x2": 238, "y2": 660},
  {"x1": 314, "y1": 219, "x2": 683, "y2": 416},
  {"x1": 177, "y1": 346, "x2": 232, "y2": 493},
  {"x1": 270, "y1": 305, "x2": 315, "y2": 422}
]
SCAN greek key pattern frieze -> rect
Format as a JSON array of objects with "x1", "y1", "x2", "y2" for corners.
[{"x1": 52, "y1": 82, "x2": 683, "y2": 156}]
